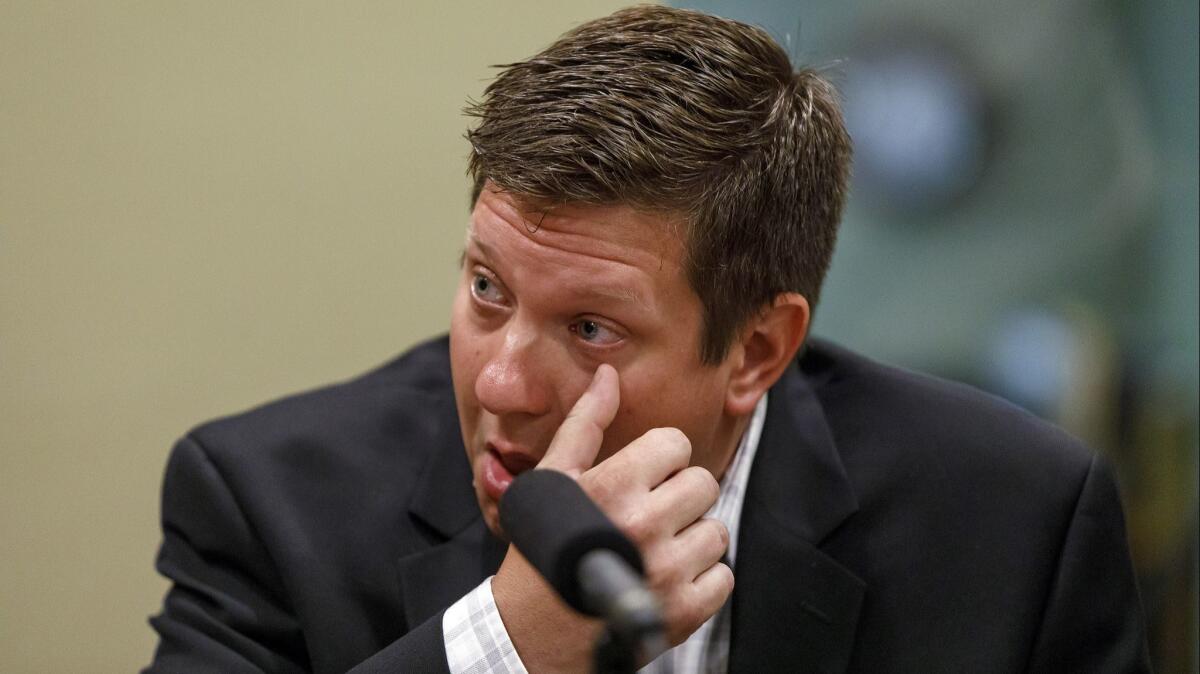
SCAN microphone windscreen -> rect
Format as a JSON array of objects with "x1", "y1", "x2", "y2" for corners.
[{"x1": 499, "y1": 469, "x2": 643, "y2": 614}]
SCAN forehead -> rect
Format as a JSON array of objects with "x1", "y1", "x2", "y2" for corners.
[{"x1": 468, "y1": 188, "x2": 687, "y2": 290}]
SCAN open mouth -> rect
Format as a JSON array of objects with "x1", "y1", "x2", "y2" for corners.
[
  {"x1": 480, "y1": 448, "x2": 514, "y2": 501},
  {"x1": 479, "y1": 443, "x2": 538, "y2": 501}
]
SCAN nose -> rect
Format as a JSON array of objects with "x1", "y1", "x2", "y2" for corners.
[{"x1": 474, "y1": 320, "x2": 552, "y2": 418}]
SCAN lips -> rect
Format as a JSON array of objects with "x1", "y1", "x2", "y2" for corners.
[{"x1": 480, "y1": 442, "x2": 539, "y2": 502}]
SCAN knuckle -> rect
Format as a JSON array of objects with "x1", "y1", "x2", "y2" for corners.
[
  {"x1": 646, "y1": 427, "x2": 691, "y2": 464},
  {"x1": 665, "y1": 427, "x2": 692, "y2": 452},
  {"x1": 648, "y1": 426, "x2": 690, "y2": 451},
  {"x1": 707, "y1": 517, "x2": 730, "y2": 552},
  {"x1": 619, "y1": 507, "x2": 652, "y2": 543},
  {"x1": 715, "y1": 561, "x2": 735, "y2": 595},
  {"x1": 657, "y1": 561, "x2": 736, "y2": 646},
  {"x1": 684, "y1": 465, "x2": 720, "y2": 504},
  {"x1": 655, "y1": 547, "x2": 684, "y2": 582},
  {"x1": 642, "y1": 554, "x2": 670, "y2": 587},
  {"x1": 643, "y1": 541, "x2": 684, "y2": 584},
  {"x1": 580, "y1": 467, "x2": 617, "y2": 506}
]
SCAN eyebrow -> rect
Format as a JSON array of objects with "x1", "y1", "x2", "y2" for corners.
[
  {"x1": 575, "y1": 285, "x2": 652, "y2": 312},
  {"x1": 464, "y1": 232, "x2": 654, "y2": 313},
  {"x1": 467, "y1": 232, "x2": 496, "y2": 260}
]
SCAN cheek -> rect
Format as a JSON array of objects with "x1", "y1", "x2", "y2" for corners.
[
  {"x1": 600, "y1": 368, "x2": 725, "y2": 460},
  {"x1": 449, "y1": 299, "x2": 485, "y2": 421}
]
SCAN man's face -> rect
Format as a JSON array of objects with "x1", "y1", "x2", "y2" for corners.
[{"x1": 450, "y1": 186, "x2": 737, "y2": 536}]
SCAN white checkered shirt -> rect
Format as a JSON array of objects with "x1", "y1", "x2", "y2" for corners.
[{"x1": 442, "y1": 394, "x2": 768, "y2": 674}]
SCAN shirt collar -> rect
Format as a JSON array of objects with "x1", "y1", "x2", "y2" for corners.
[{"x1": 707, "y1": 391, "x2": 768, "y2": 567}]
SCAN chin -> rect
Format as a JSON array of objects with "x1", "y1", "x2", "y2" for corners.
[{"x1": 477, "y1": 493, "x2": 508, "y2": 541}]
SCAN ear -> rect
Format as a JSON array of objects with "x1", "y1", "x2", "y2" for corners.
[{"x1": 724, "y1": 293, "x2": 810, "y2": 416}]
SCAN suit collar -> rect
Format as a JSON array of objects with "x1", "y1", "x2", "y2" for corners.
[
  {"x1": 397, "y1": 390, "x2": 506, "y2": 629},
  {"x1": 728, "y1": 358, "x2": 865, "y2": 674},
  {"x1": 395, "y1": 517, "x2": 507, "y2": 630},
  {"x1": 396, "y1": 343, "x2": 867, "y2": 666},
  {"x1": 748, "y1": 357, "x2": 858, "y2": 544},
  {"x1": 407, "y1": 394, "x2": 481, "y2": 540}
]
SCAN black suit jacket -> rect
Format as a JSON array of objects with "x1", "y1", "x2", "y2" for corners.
[{"x1": 145, "y1": 336, "x2": 1150, "y2": 673}]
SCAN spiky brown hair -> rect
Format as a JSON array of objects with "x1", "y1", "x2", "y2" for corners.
[{"x1": 466, "y1": 5, "x2": 851, "y2": 363}]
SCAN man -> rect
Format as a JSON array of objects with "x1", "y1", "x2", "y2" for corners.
[{"x1": 145, "y1": 6, "x2": 1150, "y2": 673}]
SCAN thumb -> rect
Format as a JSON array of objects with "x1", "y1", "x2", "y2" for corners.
[{"x1": 537, "y1": 364, "x2": 620, "y2": 477}]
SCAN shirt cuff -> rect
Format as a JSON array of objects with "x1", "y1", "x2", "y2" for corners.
[{"x1": 442, "y1": 576, "x2": 529, "y2": 674}]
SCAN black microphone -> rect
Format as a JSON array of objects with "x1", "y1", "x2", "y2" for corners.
[{"x1": 499, "y1": 469, "x2": 665, "y2": 665}]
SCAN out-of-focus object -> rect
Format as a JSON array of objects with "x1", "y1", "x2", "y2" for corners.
[
  {"x1": 842, "y1": 32, "x2": 989, "y2": 214},
  {"x1": 678, "y1": 1, "x2": 1197, "y2": 670},
  {"x1": 683, "y1": 0, "x2": 1156, "y2": 378},
  {"x1": 983, "y1": 304, "x2": 1119, "y2": 451}
]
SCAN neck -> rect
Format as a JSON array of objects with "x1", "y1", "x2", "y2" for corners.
[{"x1": 703, "y1": 410, "x2": 753, "y2": 482}]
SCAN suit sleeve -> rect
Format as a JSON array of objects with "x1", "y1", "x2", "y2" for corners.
[
  {"x1": 1026, "y1": 454, "x2": 1152, "y2": 673},
  {"x1": 144, "y1": 436, "x2": 451, "y2": 674}
]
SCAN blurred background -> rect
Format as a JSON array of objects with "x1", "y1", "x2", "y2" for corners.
[
  {"x1": 678, "y1": 1, "x2": 1198, "y2": 670},
  {"x1": 1, "y1": 1, "x2": 1195, "y2": 671}
]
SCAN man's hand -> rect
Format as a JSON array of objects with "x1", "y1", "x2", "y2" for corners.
[{"x1": 491, "y1": 365, "x2": 734, "y2": 673}]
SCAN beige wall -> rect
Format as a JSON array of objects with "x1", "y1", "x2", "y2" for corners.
[{"x1": 0, "y1": 2, "x2": 637, "y2": 671}]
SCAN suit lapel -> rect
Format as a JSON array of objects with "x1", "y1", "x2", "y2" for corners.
[
  {"x1": 396, "y1": 517, "x2": 506, "y2": 630},
  {"x1": 395, "y1": 398, "x2": 506, "y2": 630},
  {"x1": 391, "y1": 350, "x2": 867, "y2": 667},
  {"x1": 728, "y1": 362, "x2": 866, "y2": 674}
]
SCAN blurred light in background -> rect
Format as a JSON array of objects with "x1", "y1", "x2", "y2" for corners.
[
  {"x1": 842, "y1": 34, "x2": 988, "y2": 213},
  {"x1": 984, "y1": 308, "x2": 1079, "y2": 419},
  {"x1": 677, "y1": 1, "x2": 1197, "y2": 670}
]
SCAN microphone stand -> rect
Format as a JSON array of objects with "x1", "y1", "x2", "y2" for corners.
[
  {"x1": 593, "y1": 627, "x2": 639, "y2": 674},
  {"x1": 497, "y1": 470, "x2": 665, "y2": 673},
  {"x1": 579, "y1": 549, "x2": 667, "y2": 674}
]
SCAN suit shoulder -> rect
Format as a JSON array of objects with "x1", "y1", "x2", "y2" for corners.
[
  {"x1": 801, "y1": 338, "x2": 1095, "y2": 482},
  {"x1": 184, "y1": 335, "x2": 455, "y2": 471},
  {"x1": 157, "y1": 336, "x2": 466, "y2": 621}
]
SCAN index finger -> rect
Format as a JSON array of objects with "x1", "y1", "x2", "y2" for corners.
[{"x1": 537, "y1": 364, "x2": 620, "y2": 477}]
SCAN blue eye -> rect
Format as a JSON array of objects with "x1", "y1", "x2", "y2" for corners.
[
  {"x1": 570, "y1": 319, "x2": 621, "y2": 346},
  {"x1": 470, "y1": 273, "x2": 505, "y2": 304}
]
